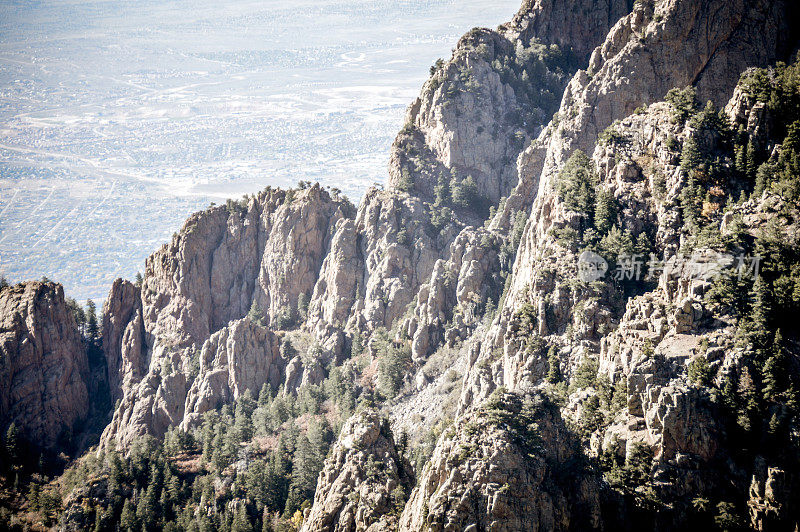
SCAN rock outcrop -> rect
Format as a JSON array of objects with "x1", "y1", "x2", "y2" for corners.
[
  {"x1": 400, "y1": 391, "x2": 602, "y2": 531},
  {"x1": 182, "y1": 318, "x2": 282, "y2": 429},
  {"x1": 0, "y1": 281, "x2": 88, "y2": 448},
  {"x1": 7, "y1": 0, "x2": 800, "y2": 530},
  {"x1": 387, "y1": 0, "x2": 635, "y2": 207},
  {"x1": 101, "y1": 185, "x2": 354, "y2": 447},
  {"x1": 302, "y1": 409, "x2": 413, "y2": 532}
]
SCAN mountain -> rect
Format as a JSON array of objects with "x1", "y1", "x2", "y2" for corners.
[{"x1": 1, "y1": 0, "x2": 799, "y2": 530}]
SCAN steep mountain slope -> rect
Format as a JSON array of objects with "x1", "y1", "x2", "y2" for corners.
[
  {"x1": 388, "y1": 0, "x2": 633, "y2": 207},
  {"x1": 2, "y1": 0, "x2": 800, "y2": 530},
  {"x1": 0, "y1": 282, "x2": 90, "y2": 450}
]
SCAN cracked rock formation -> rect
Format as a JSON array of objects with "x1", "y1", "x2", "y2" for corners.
[{"x1": 0, "y1": 281, "x2": 89, "y2": 448}]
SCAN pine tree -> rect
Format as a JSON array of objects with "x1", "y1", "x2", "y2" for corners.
[
  {"x1": 735, "y1": 144, "x2": 748, "y2": 176},
  {"x1": 545, "y1": 347, "x2": 562, "y2": 384},
  {"x1": 108, "y1": 449, "x2": 125, "y2": 494},
  {"x1": 736, "y1": 368, "x2": 759, "y2": 434},
  {"x1": 120, "y1": 499, "x2": 137, "y2": 532},
  {"x1": 137, "y1": 465, "x2": 162, "y2": 530},
  {"x1": 599, "y1": 225, "x2": 635, "y2": 261},
  {"x1": 5, "y1": 423, "x2": 20, "y2": 467},
  {"x1": 594, "y1": 189, "x2": 616, "y2": 235},
  {"x1": 746, "y1": 139, "x2": 759, "y2": 181},
  {"x1": 265, "y1": 443, "x2": 290, "y2": 512},
  {"x1": 763, "y1": 330, "x2": 788, "y2": 402},
  {"x1": 688, "y1": 356, "x2": 713, "y2": 386},
  {"x1": 680, "y1": 137, "x2": 703, "y2": 172},
  {"x1": 749, "y1": 276, "x2": 772, "y2": 352},
  {"x1": 285, "y1": 432, "x2": 321, "y2": 513},
  {"x1": 680, "y1": 173, "x2": 702, "y2": 231},
  {"x1": 611, "y1": 378, "x2": 628, "y2": 412},
  {"x1": 231, "y1": 504, "x2": 252, "y2": 532},
  {"x1": 452, "y1": 175, "x2": 481, "y2": 211},
  {"x1": 164, "y1": 465, "x2": 180, "y2": 505},
  {"x1": 557, "y1": 150, "x2": 595, "y2": 215},
  {"x1": 754, "y1": 163, "x2": 770, "y2": 197},
  {"x1": 434, "y1": 173, "x2": 451, "y2": 207},
  {"x1": 257, "y1": 383, "x2": 273, "y2": 408},
  {"x1": 248, "y1": 300, "x2": 265, "y2": 326},
  {"x1": 397, "y1": 168, "x2": 414, "y2": 193},
  {"x1": 234, "y1": 390, "x2": 256, "y2": 442},
  {"x1": 86, "y1": 299, "x2": 99, "y2": 345}
]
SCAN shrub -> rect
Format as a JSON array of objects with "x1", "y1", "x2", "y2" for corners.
[
  {"x1": 570, "y1": 357, "x2": 599, "y2": 392},
  {"x1": 688, "y1": 356, "x2": 713, "y2": 386},
  {"x1": 556, "y1": 150, "x2": 596, "y2": 215},
  {"x1": 665, "y1": 86, "x2": 698, "y2": 125}
]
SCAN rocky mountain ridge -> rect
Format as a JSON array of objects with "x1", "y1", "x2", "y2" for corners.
[{"x1": 1, "y1": 0, "x2": 800, "y2": 530}]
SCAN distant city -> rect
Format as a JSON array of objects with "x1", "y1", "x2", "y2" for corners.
[{"x1": 0, "y1": 0, "x2": 519, "y2": 301}]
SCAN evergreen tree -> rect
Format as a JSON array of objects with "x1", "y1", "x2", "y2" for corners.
[
  {"x1": 234, "y1": 390, "x2": 256, "y2": 442},
  {"x1": 736, "y1": 368, "x2": 759, "y2": 435},
  {"x1": 231, "y1": 504, "x2": 253, "y2": 532},
  {"x1": 611, "y1": 378, "x2": 628, "y2": 412},
  {"x1": 749, "y1": 276, "x2": 772, "y2": 351},
  {"x1": 201, "y1": 411, "x2": 217, "y2": 464},
  {"x1": 66, "y1": 297, "x2": 86, "y2": 335},
  {"x1": 763, "y1": 330, "x2": 788, "y2": 402},
  {"x1": 434, "y1": 173, "x2": 451, "y2": 207},
  {"x1": 297, "y1": 292, "x2": 310, "y2": 320},
  {"x1": 545, "y1": 347, "x2": 562, "y2": 384},
  {"x1": 746, "y1": 139, "x2": 759, "y2": 181},
  {"x1": 688, "y1": 356, "x2": 713, "y2": 387},
  {"x1": 557, "y1": 150, "x2": 595, "y2": 215},
  {"x1": 86, "y1": 299, "x2": 99, "y2": 345},
  {"x1": 248, "y1": 300, "x2": 265, "y2": 326},
  {"x1": 735, "y1": 143, "x2": 748, "y2": 176},
  {"x1": 120, "y1": 498, "x2": 137, "y2": 532},
  {"x1": 680, "y1": 173, "x2": 702, "y2": 232},
  {"x1": 257, "y1": 383, "x2": 273, "y2": 408},
  {"x1": 451, "y1": 175, "x2": 481, "y2": 211},
  {"x1": 285, "y1": 432, "x2": 321, "y2": 513},
  {"x1": 137, "y1": 465, "x2": 161, "y2": 530},
  {"x1": 108, "y1": 448, "x2": 125, "y2": 494},
  {"x1": 680, "y1": 137, "x2": 703, "y2": 173},
  {"x1": 594, "y1": 189, "x2": 616, "y2": 235},
  {"x1": 5, "y1": 423, "x2": 20, "y2": 468},
  {"x1": 397, "y1": 168, "x2": 414, "y2": 193},
  {"x1": 665, "y1": 86, "x2": 698, "y2": 124},
  {"x1": 266, "y1": 442, "x2": 290, "y2": 512},
  {"x1": 599, "y1": 225, "x2": 635, "y2": 261}
]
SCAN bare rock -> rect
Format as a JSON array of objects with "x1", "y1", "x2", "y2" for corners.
[
  {"x1": 301, "y1": 409, "x2": 413, "y2": 532},
  {"x1": 0, "y1": 281, "x2": 88, "y2": 448}
]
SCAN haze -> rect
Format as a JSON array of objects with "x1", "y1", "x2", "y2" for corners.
[{"x1": 0, "y1": 0, "x2": 519, "y2": 300}]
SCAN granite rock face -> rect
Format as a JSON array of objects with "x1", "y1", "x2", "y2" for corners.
[
  {"x1": 103, "y1": 278, "x2": 145, "y2": 404},
  {"x1": 400, "y1": 392, "x2": 602, "y2": 531},
  {"x1": 182, "y1": 318, "x2": 283, "y2": 430},
  {"x1": 0, "y1": 282, "x2": 89, "y2": 448},
  {"x1": 12, "y1": 0, "x2": 800, "y2": 530},
  {"x1": 101, "y1": 185, "x2": 353, "y2": 447},
  {"x1": 387, "y1": 0, "x2": 635, "y2": 208},
  {"x1": 301, "y1": 409, "x2": 413, "y2": 532}
]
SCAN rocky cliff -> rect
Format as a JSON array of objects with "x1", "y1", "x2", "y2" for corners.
[
  {"x1": 3, "y1": 0, "x2": 800, "y2": 530},
  {"x1": 387, "y1": 0, "x2": 633, "y2": 207},
  {"x1": 301, "y1": 409, "x2": 413, "y2": 532},
  {"x1": 0, "y1": 282, "x2": 89, "y2": 449}
]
